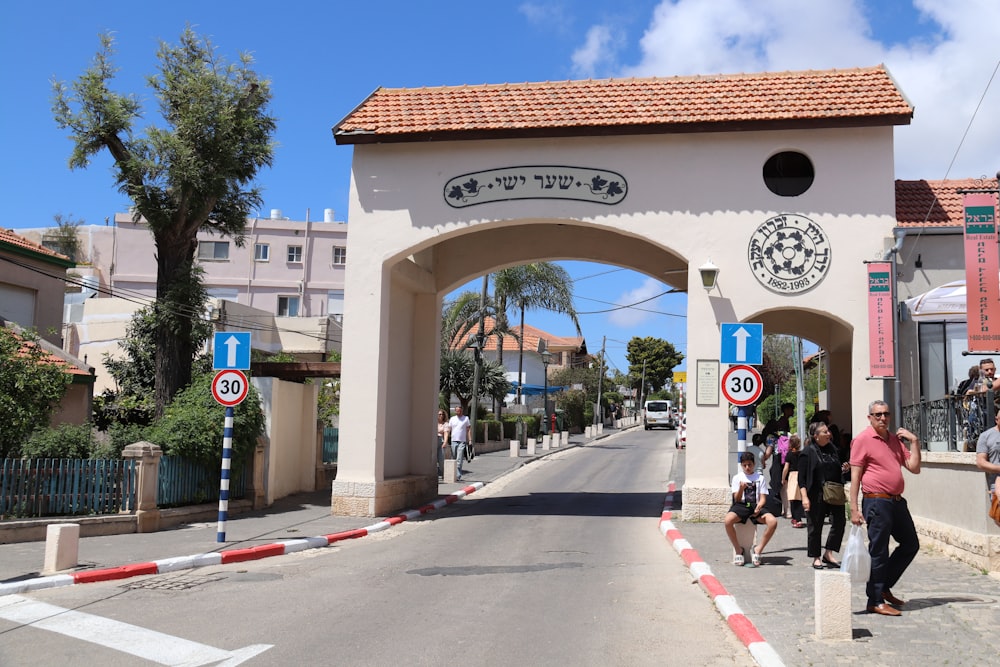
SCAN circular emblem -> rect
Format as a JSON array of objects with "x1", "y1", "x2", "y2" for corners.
[{"x1": 747, "y1": 214, "x2": 831, "y2": 294}]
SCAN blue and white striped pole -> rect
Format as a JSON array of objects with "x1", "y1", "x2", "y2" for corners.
[
  {"x1": 737, "y1": 406, "x2": 748, "y2": 453},
  {"x1": 217, "y1": 405, "x2": 234, "y2": 542}
]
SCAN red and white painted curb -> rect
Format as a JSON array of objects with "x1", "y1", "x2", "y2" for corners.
[
  {"x1": 0, "y1": 482, "x2": 485, "y2": 597},
  {"x1": 658, "y1": 481, "x2": 784, "y2": 667}
]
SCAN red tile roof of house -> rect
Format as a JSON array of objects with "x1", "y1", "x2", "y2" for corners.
[
  {"x1": 449, "y1": 317, "x2": 584, "y2": 354},
  {"x1": 0, "y1": 228, "x2": 72, "y2": 265},
  {"x1": 334, "y1": 65, "x2": 912, "y2": 144},
  {"x1": 3, "y1": 325, "x2": 91, "y2": 378},
  {"x1": 895, "y1": 177, "x2": 999, "y2": 228}
]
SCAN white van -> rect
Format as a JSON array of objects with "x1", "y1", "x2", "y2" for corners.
[{"x1": 643, "y1": 400, "x2": 677, "y2": 430}]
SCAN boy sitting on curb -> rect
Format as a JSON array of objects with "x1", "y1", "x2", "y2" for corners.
[{"x1": 724, "y1": 451, "x2": 778, "y2": 567}]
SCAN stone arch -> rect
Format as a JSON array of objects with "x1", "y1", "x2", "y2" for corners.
[{"x1": 331, "y1": 68, "x2": 909, "y2": 517}]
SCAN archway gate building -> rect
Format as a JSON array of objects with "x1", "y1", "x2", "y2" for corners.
[{"x1": 331, "y1": 65, "x2": 913, "y2": 519}]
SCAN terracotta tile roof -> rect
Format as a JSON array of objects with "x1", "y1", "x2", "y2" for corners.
[
  {"x1": 3, "y1": 326, "x2": 91, "y2": 377},
  {"x1": 0, "y1": 228, "x2": 72, "y2": 265},
  {"x1": 895, "y1": 178, "x2": 999, "y2": 228},
  {"x1": 449, "y1": 317, "x2": 584, "y2": 354},
  {"x1": 334, "y1": 65, "x2": 912, "y2": 144}
]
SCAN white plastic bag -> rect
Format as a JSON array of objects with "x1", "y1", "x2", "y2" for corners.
[{"x1": 841, "y1": 524, "x2": 871, "y2": 582}]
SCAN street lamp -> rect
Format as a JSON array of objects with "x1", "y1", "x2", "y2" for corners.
[
  {"x1": 699, "y1": 259, "x2": 720, "y2": 291},
  {"x1": 541, "y1": 349, "x2": 552, "y2": 434}
]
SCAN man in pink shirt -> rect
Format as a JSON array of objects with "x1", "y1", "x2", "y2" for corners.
[{"x1": 849, "y1": 399, "x2": 921, "y2": 617}]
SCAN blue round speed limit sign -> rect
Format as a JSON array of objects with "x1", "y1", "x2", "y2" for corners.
[{"x1": 721, "y1": 365, "x2": 762, "y2": 406}]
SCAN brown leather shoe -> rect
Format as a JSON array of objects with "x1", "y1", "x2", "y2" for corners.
[
  {"x1": 867, "y1": 603, "x2": 902, "y2": 616},
  {"x1": 882, "y1": 590, "x2": 906, "y2": 607}
]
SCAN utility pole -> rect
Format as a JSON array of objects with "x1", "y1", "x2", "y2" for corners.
[
  {"x1": 639, "y1": 358, "x2": 647, "y2": 411},
  {"x1": 595, "y1": 336, "x2": 606, "y2": 426},
  {"x1": 470, "y1": 275, "x2": 488, "y2": 447}
]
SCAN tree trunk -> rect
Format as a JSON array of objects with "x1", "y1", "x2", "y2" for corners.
[
  {"x1": 516, "y1": 305, "x2": 525, "y2": 404},
  {"x1": 153, "y1": 231, "x2": 197, "y2": 417}
]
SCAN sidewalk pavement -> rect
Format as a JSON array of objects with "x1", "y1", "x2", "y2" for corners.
[{"x1": 3, "y1": 426, "x2": 998, "y2": 666}]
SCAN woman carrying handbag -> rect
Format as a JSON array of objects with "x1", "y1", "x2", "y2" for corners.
[{"x1": 798, "y1": 421, "x2": 848, "y2": 569}]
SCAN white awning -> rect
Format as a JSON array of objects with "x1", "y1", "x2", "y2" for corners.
[{"x1": 903, "y1": 273, "x2": 1000, "y2": 322}]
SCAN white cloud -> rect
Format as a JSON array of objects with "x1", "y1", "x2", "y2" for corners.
[
  {"x1": 580, "y1": 0, "x2": 999, "y2": 180},
  {"x1": 608, "y1": 277, "x2": 667, "y2": 328},
  {"x1": 571, "y1": 25, "x2": 617, "y2": 78}
]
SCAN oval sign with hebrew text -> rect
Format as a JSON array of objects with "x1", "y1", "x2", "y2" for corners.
[{"x1": 444, "y1": 165, "x2": 628, "y2": 208}]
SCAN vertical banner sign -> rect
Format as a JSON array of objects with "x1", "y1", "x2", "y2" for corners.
[
  {"x1": 963, "y1": 193, "x2": 1000, "y2": 352},
  {"x1": 867, "y1": 262, "x2": 895, "y2": 377}
]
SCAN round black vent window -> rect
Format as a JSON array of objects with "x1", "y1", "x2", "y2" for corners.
[{"x1": 763, "y1": 151, "x2": 814, "y2": 197}]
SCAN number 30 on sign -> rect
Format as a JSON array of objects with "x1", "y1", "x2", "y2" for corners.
[
  {"x1": 212, "y1": 369, "x2": 249, "y2": 406},
  {"x1": 721, "y1": 364, "x2": 763, "y2": 406}
]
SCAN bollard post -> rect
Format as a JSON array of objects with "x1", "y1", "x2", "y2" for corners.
[
  {"x1": 43, "y1": 523, "x2": 80, "y2": 574},
  {"x1": 510, "y1": 439, "x2": 519, "y2": 457},
  {"x1": 542, "y1": 434, "x2": 550, "y2": 450},
  {"x1": 815, "y1": 570, "x2": 853, "y2": 640},
  {"x1": 527, "y1": 437, "x2": 536, "y2": 456},
  {"x1": 561, "y1": 431, "x2": 569, "y2": 446},
  {"x1": 444, "y1": 459, "x2": 457, "y2": 483}
]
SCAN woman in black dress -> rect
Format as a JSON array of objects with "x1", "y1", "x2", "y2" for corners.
[{"x1": 797, "y1": 421, "x2": 848, "y2": 569}]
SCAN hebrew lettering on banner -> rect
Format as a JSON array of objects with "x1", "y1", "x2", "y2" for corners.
[
  {"x1": 444, "y1": 165, "x2": 627, "y2": 208},
  {"x1": 867, "y1": 262, "x2": 895, "y2": 378},
  {"x1": 963, "y1": 192, "x2": 1000, "y2": 353}
]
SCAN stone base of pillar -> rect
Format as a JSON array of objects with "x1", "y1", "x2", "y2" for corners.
[
  {"x1": 134, "y1": 508, "x2": 161, "y2": 533},
  {"x1": 680, "y1": 485, "x2": 731, "y2": 522},
  {"x1": 331, "y1": 474, "x2": 438, "y2": 517}
]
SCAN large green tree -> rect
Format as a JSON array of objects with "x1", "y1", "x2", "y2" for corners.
[
  {"x1": 0, "y1": 327, "x2": 73, "y2": 457},
  {"x1": 52, "y1": 28, "x2": 276, "y2": 415},
  {"x1": 626, "y1": 336, "x2": 684, "y2": 395}
]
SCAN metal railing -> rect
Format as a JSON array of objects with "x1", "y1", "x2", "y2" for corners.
[{"x1": 902, "y1": 390, "x2": 996, "y2": 452}]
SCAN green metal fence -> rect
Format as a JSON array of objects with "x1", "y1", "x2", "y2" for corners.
[
  {"x1": 157, "y1": 456, "x2": 248, "y2": 508},
  {"x1": 322, "y1": 426, "x2": 338, "y2": 464},
  {"x1": 0, "y1": 458, "x2": 137, "y2": 519}
]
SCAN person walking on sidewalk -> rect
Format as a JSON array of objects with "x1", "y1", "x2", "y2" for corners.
[
  {"x1": 849, "y1": 399, "x2": 921, "y2": 617},
  {"x1": 783, "y1": 434, "x2": 805, "y2": 528},
  {"x1": 448, "y1": 405, "x2": 471, "y2": 482},
  {"x1": 798, "y1": 422, "x2": 847, "y2": 569},
  {"x1": 437, "y1": 409, "x2": 451, "y2": 478}
]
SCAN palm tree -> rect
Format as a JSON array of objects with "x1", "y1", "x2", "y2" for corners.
[
  {"x1": 439, "y1": 350, "x2": 511, "y2": 415},
  {"x1": 440, "y1": 290, "x2": 518, "y2": 355},
  {"x1": 493, "y1": 263, "x2": 581, "y2": 404}
]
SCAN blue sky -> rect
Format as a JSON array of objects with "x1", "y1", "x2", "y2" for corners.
[{"x1": 2, "y1": 1, "x2": 997, "y2": 375}]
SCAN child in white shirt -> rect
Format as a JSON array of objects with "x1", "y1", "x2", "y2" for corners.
[{"x1": 724, "y1": 451, "x2": 778, "y2": 566}]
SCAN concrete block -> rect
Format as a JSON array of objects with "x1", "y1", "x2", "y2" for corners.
[
  {"x1": 510, "y1": 439, "x2": 520, "y2": 457},
  {"x1": 561, "y1": 431, "x2": 568, "y2": 446},
  {"x1": 542, "y1": 434, "x2": 551, "y2": 450},
  {"x1": 598, "y1": 424, "x2": 604, "y2": 434},
  {"x1": 814, "y1": 570, "x2": 852, "y2": 640},
  {"x1": 527, "y1": 439, "x2": 536, "y2": 456},
  {"x1": 43, "y1": 523, "x2": 79, "y2": 574},
  {"x1": 443, "y1": 459, "x2": 457, "y2": 483},
  {"x1": 733, "y1": 521, "x2": 759, "y2": 560}
]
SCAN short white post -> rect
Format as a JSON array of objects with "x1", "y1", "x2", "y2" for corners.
[
  {"x1": 815, "y1": 570, "x2": 853, "y2": 640},
  {"x1": 527, "y1": 438, "x2": 536, "y2": 456},
  {"x1": 561, "y1": 431, "x2": 569, "y2": 446},
  {"x1": 597, "y1": 423, "x2": 604, "y2": 434},
  {"x1": 443, "y1": 459, "x2": 457, "y2": 483},
  {"x1": 510, "y1": 439, "x2": 520, "y2": 457},
  {"x1": 542, "y1": 434, "x2": 551, "y2": 450},
  {"x1": 43, "y1": 523, "x2": 80, "y2": 574},
  {"x1": 732, "y1": 521, "x2": 759, "y2": 563}
]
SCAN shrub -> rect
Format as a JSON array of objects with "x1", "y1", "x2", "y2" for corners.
[
  {"x1": 22, "y1": 423, "x2": 96, "y2": 459},
  {"x1": 144, "y1": 371, "x2": 264, "y2": 468}
]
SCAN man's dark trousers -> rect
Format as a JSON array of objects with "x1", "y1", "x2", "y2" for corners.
[{"x1": 862, "y1": 496, "x2": 919, "y2": 607}]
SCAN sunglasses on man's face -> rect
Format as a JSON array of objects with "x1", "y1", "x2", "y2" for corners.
[{"x1": 870, "y1": 411, "x2": 890, "y2": 419}]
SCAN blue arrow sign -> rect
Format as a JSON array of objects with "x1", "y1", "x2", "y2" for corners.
[
  {"x1": 213, "y1": 331, "x2": 251, "y2": 370},
  {"x1": 720, "y1": 323, "x2": 763, "y2": 365}
]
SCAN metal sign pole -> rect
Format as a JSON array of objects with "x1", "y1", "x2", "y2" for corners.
[{"x1": 217, "y1": 405, "x2": 235, "y2": 542}]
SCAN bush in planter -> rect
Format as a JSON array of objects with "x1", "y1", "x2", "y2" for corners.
[{"x1": 475, "y1": 419, "x2": 502, "y2": 443}]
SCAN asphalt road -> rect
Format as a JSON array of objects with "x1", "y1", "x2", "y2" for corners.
[{"x1": 0, "y1": 428, "x2": 752, "y2": 666}]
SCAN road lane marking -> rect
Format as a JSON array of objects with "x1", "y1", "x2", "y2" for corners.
[{"x1": 0, "y1": 595, "x2": 271, "y2": 665}]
